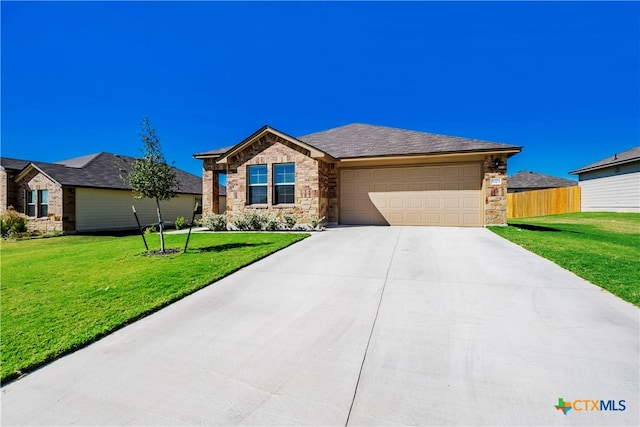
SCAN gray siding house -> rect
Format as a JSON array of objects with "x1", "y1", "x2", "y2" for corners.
[{"x1": 569, "y1": 146, "x2": 640, "y2": 213}]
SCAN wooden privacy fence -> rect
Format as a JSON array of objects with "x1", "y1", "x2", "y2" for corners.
[{"x1": 507, "y1": 186, "x2": 581, "y2": 219}]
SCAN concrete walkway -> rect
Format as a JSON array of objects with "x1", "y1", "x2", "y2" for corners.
[{"x1": 2, "y1": 227, "x2": 638, "y2": 426}]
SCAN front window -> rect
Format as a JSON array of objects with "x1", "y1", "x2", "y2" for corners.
[
  {"x1": 26, "y1": 190, "x2": 36, "y2": 217},
  {"x1": 274, "y1": 163, "x2": 295, "y2": 204},
  {"x1": 248, "y1": 165, "x2": 268, "y2": 204},
  {"x1": 38, "y1": 190, "x2": 49, "y2": 217}
]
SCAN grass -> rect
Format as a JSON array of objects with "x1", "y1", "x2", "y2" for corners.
[
  {"x1": 0, "y1": 231, "x2": 308, "y2": 384},
  {"x1": 489, "y1": 212, "x2": 640, "y2": 307}
]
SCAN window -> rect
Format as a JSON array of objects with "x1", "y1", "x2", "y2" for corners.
[
  {"x1": 38, "y1": 190, "x2": 49, "y2": 217},
  {"x1": 248, "y1": 165, "x2": 268, "y2": 204},
  {"x1": 274, "y1": 163, "x2": 295, "y2": 204},
  {"x1": 26, "y1": 190, "x2": 36, "y2": 217}
]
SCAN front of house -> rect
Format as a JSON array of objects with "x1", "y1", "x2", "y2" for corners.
[{"x1": 194, "y1": 124, "x2": 522, "y2": 227}]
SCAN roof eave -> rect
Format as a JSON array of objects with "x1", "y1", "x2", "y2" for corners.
[
  {"x1": 337, "y1": 147, "x2": 522, "y2": 162},
  {"x1": 569, "y1": 157, "x2": 640, "y2": 175}
]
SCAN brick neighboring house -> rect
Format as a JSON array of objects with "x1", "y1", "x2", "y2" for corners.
[
  {"x1": 0, "y1": 152, "x2": 203, "y2": 232},
  {"x1": 507, "y1": 170, "x2": 577, "y2": 193},
  {"x1": 194, "y1": 123, "x2": 522, "y2": 227}
]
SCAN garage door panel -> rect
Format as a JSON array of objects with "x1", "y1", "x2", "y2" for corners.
[{"x1": 340, "y1": 164, "x2": 482, "y2": 227}]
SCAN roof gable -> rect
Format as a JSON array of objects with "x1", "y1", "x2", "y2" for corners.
[
  {"x1": 570, "y1": 146, "x2": 640, "y2": 175},
  {"x1": 211, "y1": 126, "x2": 331, "y2": 164},
  {"x1": 508, "y1": 170, "x2": 577, "y2": 189}
]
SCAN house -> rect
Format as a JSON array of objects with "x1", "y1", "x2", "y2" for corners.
[
  {"x1": 507, "y1": 170, "x2": 577, "y2": 193},
  {"x1": 0, "y1": 152, "x2": 203, "y2": 232},
  {"x1": 569, "y1": 146, "x2": 640, "y2": 213},
  {"x1": 194, "y1": 123, "x2": 522, "y2": 227}
]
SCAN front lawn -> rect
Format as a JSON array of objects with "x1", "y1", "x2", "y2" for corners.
[
  {"x1": 0, "y1": 232, "x2": 308, "y2": 384},
  {"x1": 489, "y1": 212, "x2": 640, "y2": 306}
]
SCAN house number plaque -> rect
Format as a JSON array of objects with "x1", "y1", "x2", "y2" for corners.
[{"x1": 490, "y1": 178, "x2": 502, "y2": 185}]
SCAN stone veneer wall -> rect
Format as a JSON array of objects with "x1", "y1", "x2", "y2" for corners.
[
  {"x1": 16, "y1": 169, "x2": 64, "y2": 232},
  {"x1": 0, "y1": 170, "x2": 8, "y2": 214},
  {"x1": 225, "y1": 134, "x2": 322, "y2": 223},
  {"x1": 202, "y1": 158, "x2": 223, "y2": 215},
  {"x1": 318, "y1": 160, "x2": 338, "y2": 223},
  {"x1": 482, "y1": 154, "x2": 508, "y2": 225}
]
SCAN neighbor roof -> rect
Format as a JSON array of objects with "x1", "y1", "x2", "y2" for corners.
[
  {"x1": 570, "y1": 146, "x2": 640, "y2": 175},
  {"x1": 194, "y1": 123, "x2": 522, "y2": 161},
  {"x1": 0, "y1": 157, "x2": 31, "y2": 171},
  {"x1": 508, "y1": 171, "x2": 577, "y2": 189},
  {"x1": 297, "y1": 123, "x2": 521, "y2": 159},
  {"x1": 15, "y1": 153, "x2": 202, "y2": 194}
]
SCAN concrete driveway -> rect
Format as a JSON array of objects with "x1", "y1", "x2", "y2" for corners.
[{"x1": 2, "y1": 227, "x2": 638, "y2": 426}]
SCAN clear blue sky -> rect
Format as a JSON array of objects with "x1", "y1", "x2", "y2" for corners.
[{"x1": 2, "y1": 1, "x2": 638, "y2": 182}]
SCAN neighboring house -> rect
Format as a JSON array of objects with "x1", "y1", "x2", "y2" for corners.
[
  {"x1": 0, "y1": 152, "x2": 202, "y2": 232},
  {"x1": 569, "y1": 146, "x2": 640, "y2": 213},
  {"x1": 194, "y1": 123, "x2": 522, "y2": 227},
  {"x1": 507, "y1": 170, "x2": 577, "y2": 193}
]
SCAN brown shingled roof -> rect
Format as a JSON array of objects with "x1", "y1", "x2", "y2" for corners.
[{"x1": 298, "y1": 123, "x2": 521, "y2": 159}]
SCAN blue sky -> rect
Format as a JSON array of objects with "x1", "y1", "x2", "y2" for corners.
[{"x1": 2, "y1": 1, "x2": 638, "y2": 182}]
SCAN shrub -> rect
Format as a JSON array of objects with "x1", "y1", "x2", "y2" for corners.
[
  {"x1": 1, "y1": 208, "x2": 29, "y2": 237},
  {"x1": 282, "y1": 213, "x2": 297, "y2": 229},
  {"x1": 200, "y1": 213, "x2": 227, "y2": 231},
  {"x1": 232, "y1": 210, "x2": 269, "y2": 231},
  {"x1": 310, "y1": 216, "x2": 326, "y2": 229},
  {"x1": 174, "y1": 216, "x2": 186, "y2": 230},
  {"x1": 144, "y1": 225, "x2": 157, "y2": 234},
  {"x1": 265, "y1": 214, "x2": 280, "y2": 231}
]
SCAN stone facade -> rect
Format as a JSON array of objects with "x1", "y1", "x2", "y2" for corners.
[
  {"x1": 199, "y1": 130, "x2": 513, "y2": 227},
  {"x1": 223, "y1": 134, "x2": 325, "y2": 223},
  {"x1": 15, "y1": 169, "x2": 64, "y2": 232},
  {"x1": 482, "y1": 154, "x2": 509, "y2": 225},
  {"x1": 1, "y1": 170, "x2": 21, "y2": 214}
]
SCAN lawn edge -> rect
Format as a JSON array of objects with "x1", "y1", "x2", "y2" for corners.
[{"x1": 0, "y1": 233, "x2": 310, "y2": 386}]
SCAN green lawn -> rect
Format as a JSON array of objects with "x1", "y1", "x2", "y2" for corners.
[
  {"x1": 489, "y1": 212, "x2": 640, "y2": 306},
  {"x1": 0, "y1": 232, "x2": 308, "y2": 384}
]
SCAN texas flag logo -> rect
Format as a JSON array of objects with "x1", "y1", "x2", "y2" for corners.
[{"x1": 555, "y1": 398, "x2": 572, "y2": 415}]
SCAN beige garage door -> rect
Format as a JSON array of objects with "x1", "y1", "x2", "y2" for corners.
[{"x1": 340, "y1": 164, "x2": 482, "y2": 226}]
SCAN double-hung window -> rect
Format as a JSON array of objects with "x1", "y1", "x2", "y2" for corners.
[
  {"x1": 39, "y1": 190, "x2": 49, "y2": 217},
  {"x1": 26, "y1": 189, "x2": 49, "y2": 217},
  {"x1": 274, "y1": 163, "x2": 295, "y2": 205},
  {"x1": 248, "y1": 165, "x2": 268, "y2": 204},
  {"x1": 26, "y1": 190, "x2": 37, "y2": 217}
]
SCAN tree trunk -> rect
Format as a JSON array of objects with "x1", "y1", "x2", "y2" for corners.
[{"x1": 155, "y1": 198, "x2": 165, "y2": 253}]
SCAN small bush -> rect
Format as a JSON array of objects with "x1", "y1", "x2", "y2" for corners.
[
  {"x1": 175, "y1": 216, "x2": 186, "y2": 230},
  {"x1": 233, "y1": 210, "x2": 269, "y2": 231},
  {"x1": 200, "y1": 213, "x2": 227, "y2": 231},
  {"x1": 1, "y1": 208, "x2": 29, "y2": 237},
  {"x1": 144, "y1": 225, "x2": 157, "y2": 234},
  {"x1": 310, "y1": 216, "x2": 326, "y2": 229},
  {"x1": 282, "y1": 213, "x2": 297, "y2": 229},
  {"x1": 265, "y1": 214, "x2": 280, "y2": 231}
]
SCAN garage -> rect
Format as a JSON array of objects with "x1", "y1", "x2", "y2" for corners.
[{"x1": 340, "y1": 164, "x2": 482, "y2": 226}]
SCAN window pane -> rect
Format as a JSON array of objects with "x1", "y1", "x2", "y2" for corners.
[
  {"x1": 275, "y1": 184, "x2": 295, "y2": 204},
  {"x1": 27, "y1": 205, "x2": 36, "y2": 217},
  {"x1": 40, "y1": 204, "x2": 48, "y2": 217},
  {"x1": 274, "y1": 164, "x2": 295, "y2": 184},
  {"x1": 248, "y1": 165, "x2": 267, "y2": 185},
  {"x1": 39, "y1": 190, "x2": 49, "y2": 204},
  {"x1": 249, "y1": 186, "x2": 267, "y2": 204},
  {"x1": 27, "y1": 190, "x2": 36, "y2": 204}
]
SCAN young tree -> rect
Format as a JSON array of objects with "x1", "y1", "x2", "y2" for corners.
[{"x1": 124, "y1": 118, "x2": 179, "y2": 253}]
